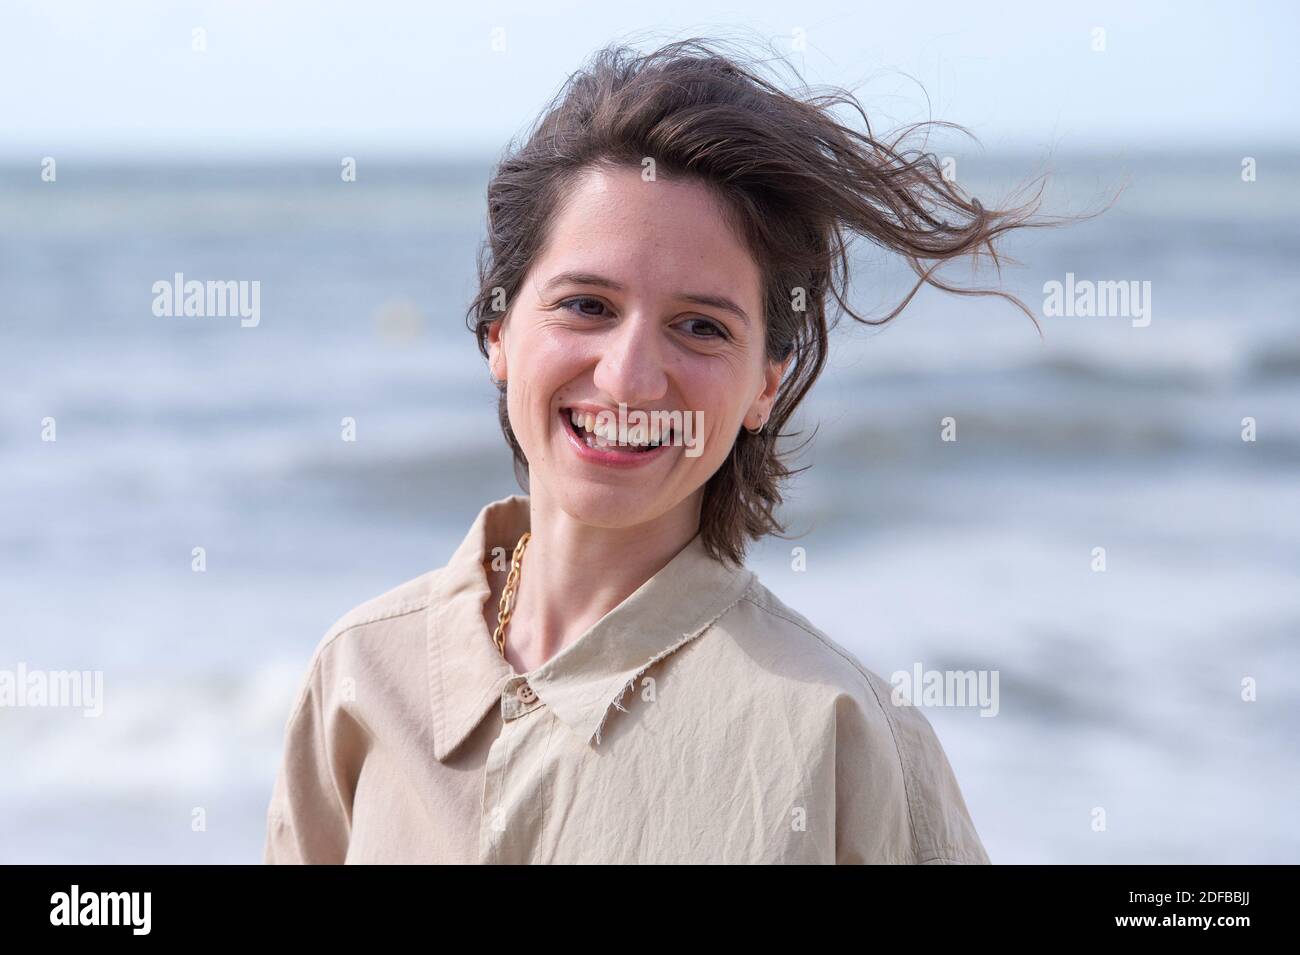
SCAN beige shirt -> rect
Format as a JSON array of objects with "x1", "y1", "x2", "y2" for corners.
[{"x1": 263, "y1": 494, "x2": 990, "y2": 864}]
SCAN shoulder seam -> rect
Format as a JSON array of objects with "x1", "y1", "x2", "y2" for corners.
[
  {"x1": 329, "y1": 599, "x2": 429, "y2": 641},
  {"x1": 739, "y1": 586, "x2": 925, "y2": 864},
  {"x1": 738, "y1": 588, "x2": 878, "y2": 692},
  {"x1": 281, "y1": 592, "x2": 433, "y2": 733}
]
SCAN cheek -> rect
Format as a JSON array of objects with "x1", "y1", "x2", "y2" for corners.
[
  {"x1": 677, "y1": 374, "x2": 743, "y2": 451},
  {"x1": 505, "y1": 323, "x2": 590, "y2": 426},
  {"x1": 514, "y1": 321, "x2": 590, "y2": 379},
  {"x1": 537, "y1": 330, "x2": 589, "y2": 373}
]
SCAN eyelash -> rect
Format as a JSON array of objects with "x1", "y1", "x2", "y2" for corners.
[{"x1": 558, "y1": 296, "x2": 729, "y2": 341}]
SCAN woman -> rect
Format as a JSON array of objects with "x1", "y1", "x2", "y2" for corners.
[{"x1": 264, "y1": 38, "x2": 1045, "y2": 864}]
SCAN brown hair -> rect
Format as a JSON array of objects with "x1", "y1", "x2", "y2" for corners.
[{"x1": 468, "y1": 37, "x2": 1058, "y2": 567}]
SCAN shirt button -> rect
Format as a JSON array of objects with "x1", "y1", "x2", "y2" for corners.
[{"x1": 516, "y1": 682, "x2": 537, "y2": 704}]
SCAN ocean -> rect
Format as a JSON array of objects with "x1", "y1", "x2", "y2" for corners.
[{"x1": 1, "y1": 152, "x2": 1297, "y2": 862}]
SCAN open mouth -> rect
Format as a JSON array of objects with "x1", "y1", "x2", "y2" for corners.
[{"x1": 561, "y1": 408, "x2": 674, "y2": 453}]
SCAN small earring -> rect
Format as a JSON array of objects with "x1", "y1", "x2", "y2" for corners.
[{"x1": 745, "y1": 415, "x2": 766, "y2": 435}]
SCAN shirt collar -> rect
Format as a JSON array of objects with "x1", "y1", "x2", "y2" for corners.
[{"x1": 426, "y1": 494, "x2": 755, "y2": 761}]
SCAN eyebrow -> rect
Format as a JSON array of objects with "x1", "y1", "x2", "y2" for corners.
[{"x1": 540, "y1": 270, "x2": 750, "y2": 326}]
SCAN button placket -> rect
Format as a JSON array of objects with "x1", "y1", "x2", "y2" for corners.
[
  {"x1": 480, "y1": 684, "x2": 555, "y2": 864},
  {"x1": 501, "y1": 676, "x2": 544, "y2": 720}
]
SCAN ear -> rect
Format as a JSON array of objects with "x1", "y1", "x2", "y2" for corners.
[
  {"x1": 486, "y1": 316, "x2": 508, "y2": 383},
  {"x1": 745, "y1": 353, "x2": 792, "y2": 430}
]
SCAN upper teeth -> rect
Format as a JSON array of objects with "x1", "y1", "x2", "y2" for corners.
[{"x1": 568, "y1": 409, "x2": 667, "y2": 446}]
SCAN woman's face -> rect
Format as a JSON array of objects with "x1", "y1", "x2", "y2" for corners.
[{"x1": 487, "y1": 163, "x2": 786, "y2": 532}]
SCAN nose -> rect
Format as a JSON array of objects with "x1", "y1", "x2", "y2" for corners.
[{"x1": 591, "y1": 311, "x2": 669, "y2": 408}]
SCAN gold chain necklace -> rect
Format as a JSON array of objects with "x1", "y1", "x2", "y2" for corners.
[{"x1": 492, "y1": 531, "x2": 531, "y2": 658}]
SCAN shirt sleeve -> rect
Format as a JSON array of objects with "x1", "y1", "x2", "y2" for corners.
[
  {"x1": 263, "y1": 656, "x2": 352, "y2": 864},
  {"x1": 835, "y1": 674, "x2": 991, "y2": 864}
]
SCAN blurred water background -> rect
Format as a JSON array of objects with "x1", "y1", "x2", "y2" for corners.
[{"x1": 1, "y1": 150, "x2": 1297, "y2": 862}]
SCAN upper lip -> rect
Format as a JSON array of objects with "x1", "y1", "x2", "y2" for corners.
[
  {"x1": 562, "y1": 403, "x2": 676, "y2": 416},
  {"x1": 562, "y1": 403, "x2": 622, "y2": 417}
]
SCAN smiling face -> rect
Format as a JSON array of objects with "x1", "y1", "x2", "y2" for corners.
[{"x1": 487, "y1": 163, "x2": 787, "y2": 533}]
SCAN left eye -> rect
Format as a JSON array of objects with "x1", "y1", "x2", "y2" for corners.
[{"x1": 680, "y1": 317, "x2": 727, "y2": 340}]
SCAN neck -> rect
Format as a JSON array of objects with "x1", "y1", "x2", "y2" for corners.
[{"x1": 504, "y1": 487, "x2": 703, "y2": 673}]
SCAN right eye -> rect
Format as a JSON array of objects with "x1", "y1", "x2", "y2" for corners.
[{"x1": 559, "y1": 296, "x2": 610, "y2": 318}]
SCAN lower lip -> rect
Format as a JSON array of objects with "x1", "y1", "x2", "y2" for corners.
[{"x1": 560, "y1": 410, "x2": 674, "y2": 470}]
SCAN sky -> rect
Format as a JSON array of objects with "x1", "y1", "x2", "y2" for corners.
[{"x1": 1, "y1": 0, "x2": 1296, "y2": 160}]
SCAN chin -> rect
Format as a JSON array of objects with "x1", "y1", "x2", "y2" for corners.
[{"x1": 555, "y1": 483, "x2": 662, "y2": 529}]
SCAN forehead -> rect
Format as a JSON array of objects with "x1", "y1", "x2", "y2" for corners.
[{"x1": 534, "y1": 164, "x2": 762, "y2": 305}]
